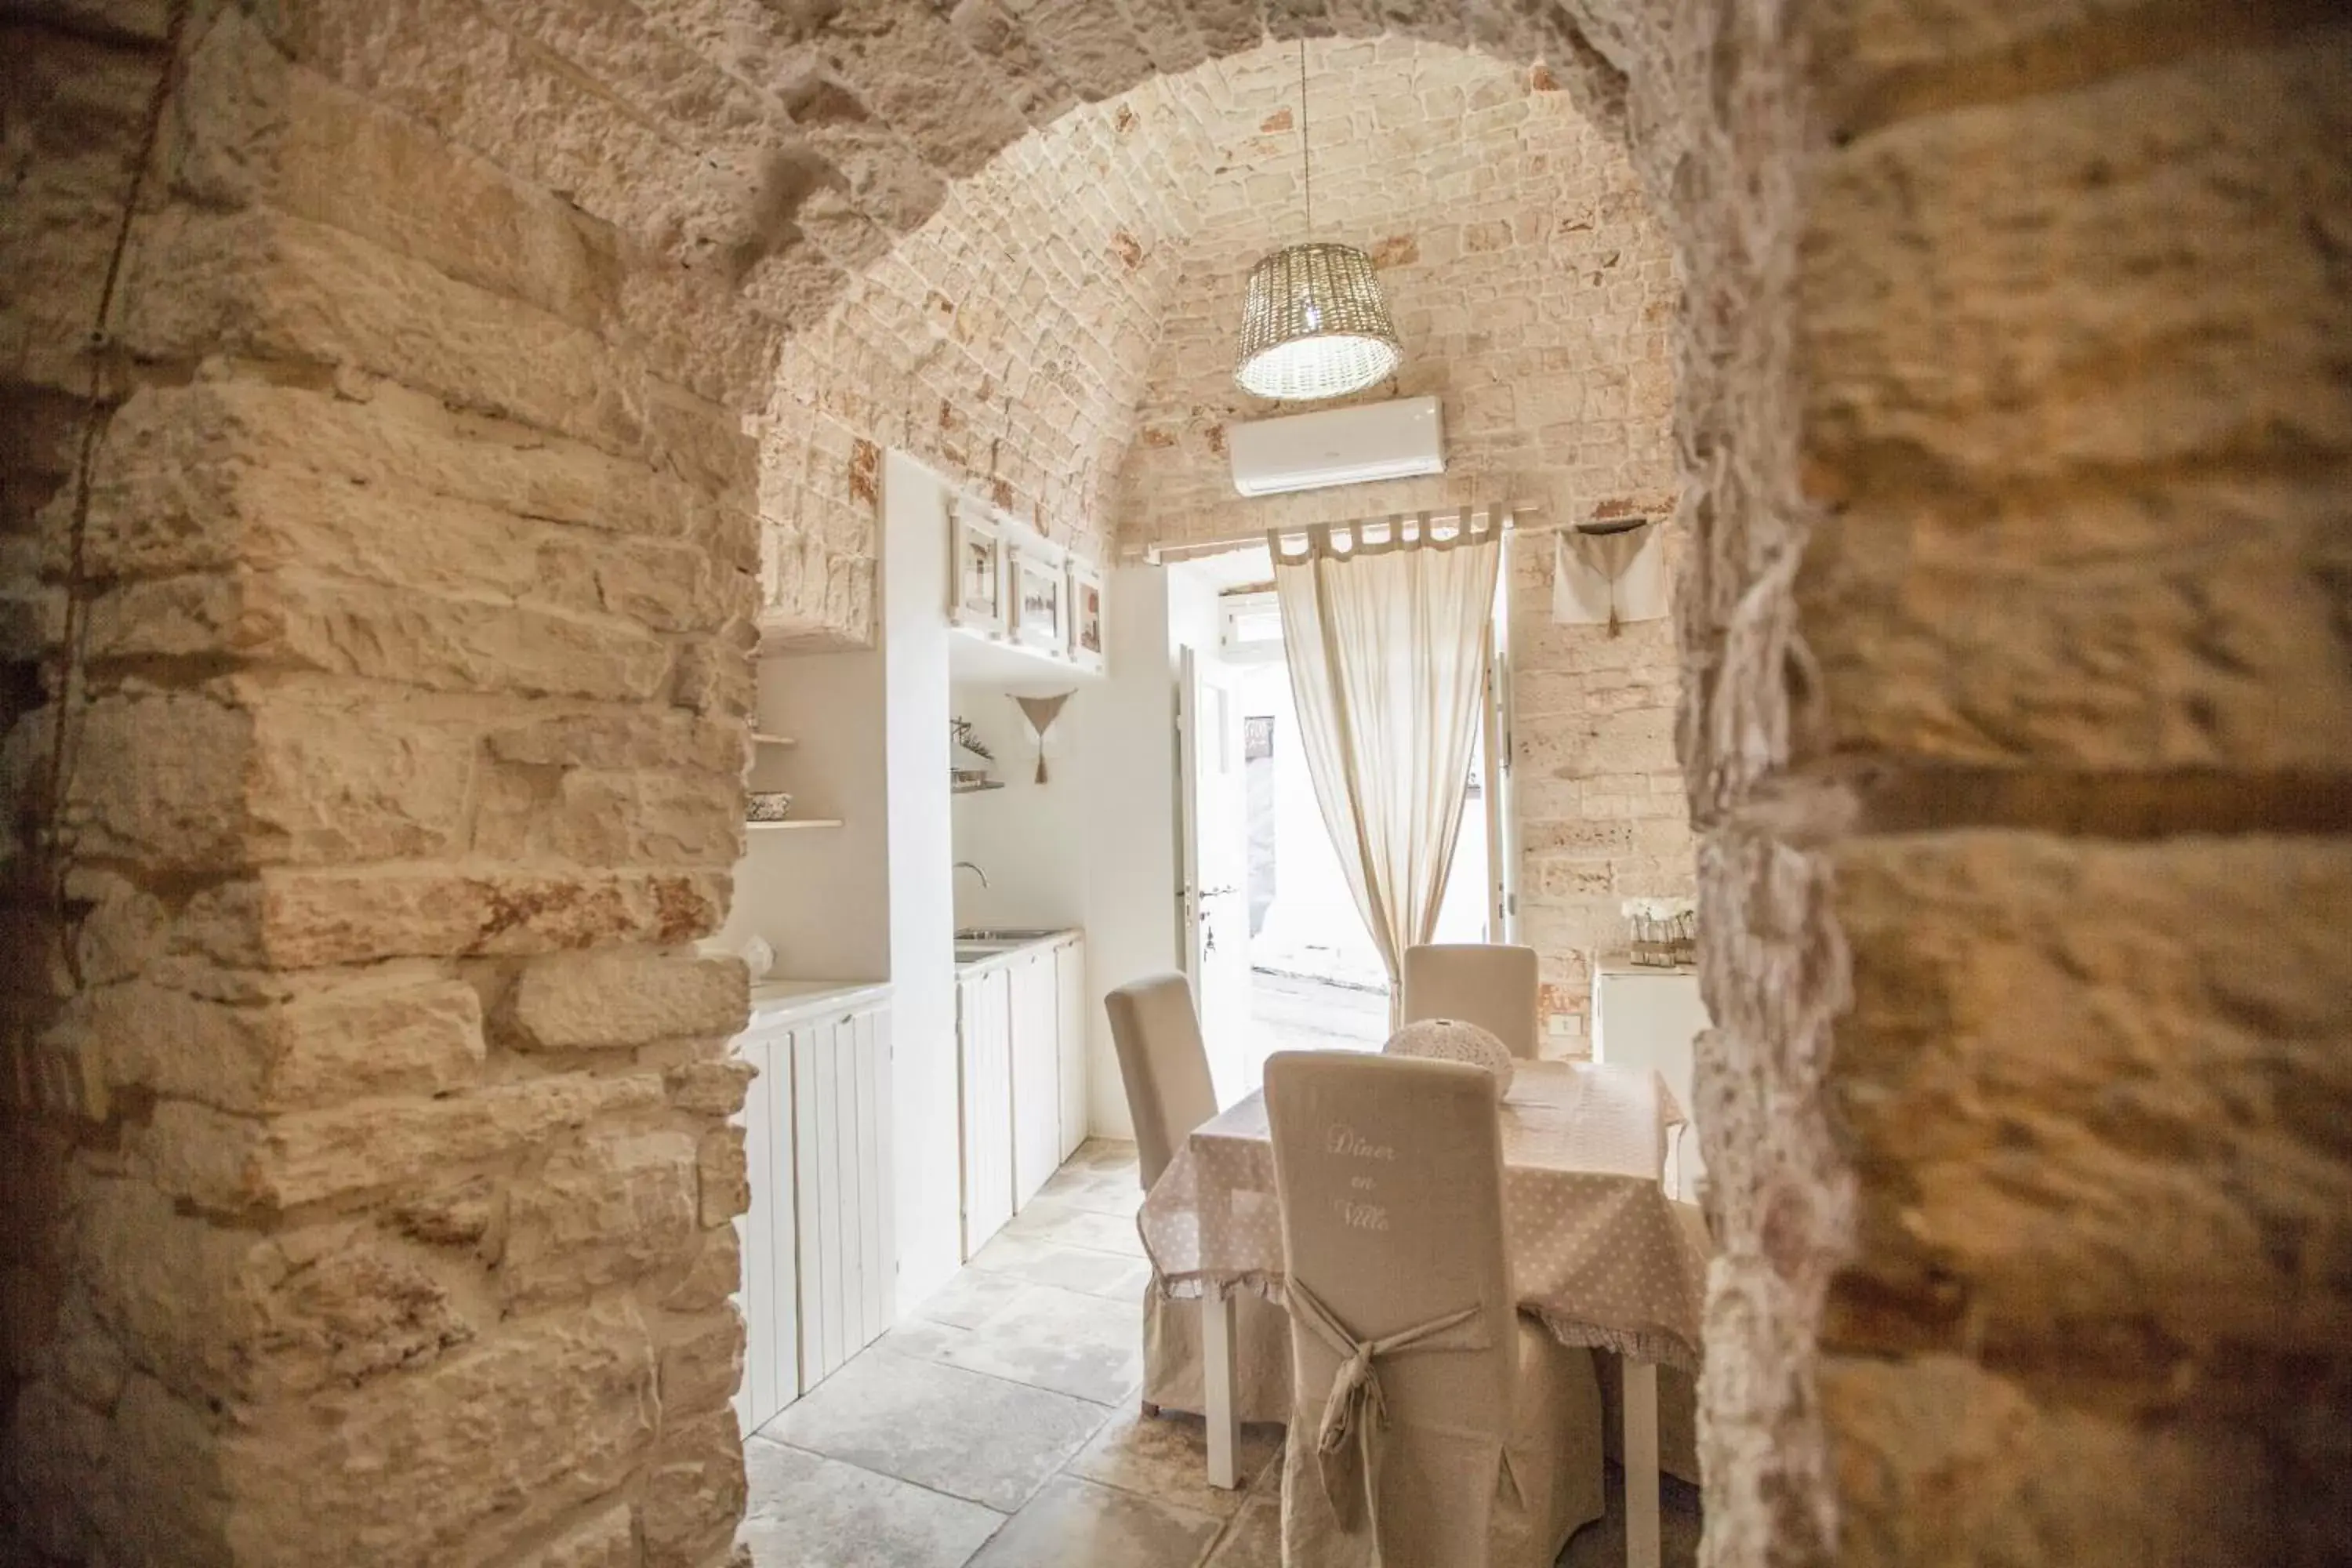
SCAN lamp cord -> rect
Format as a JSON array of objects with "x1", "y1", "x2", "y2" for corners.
[{"x1": 1298, "y1": 37, "x2": 1312, "y2": 238}]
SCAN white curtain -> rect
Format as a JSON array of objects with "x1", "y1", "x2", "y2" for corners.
[{"x1": 1272, "y1": 511, "x2": 1503, "y2": 1011}]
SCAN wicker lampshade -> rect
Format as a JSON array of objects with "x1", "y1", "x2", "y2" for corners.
[{"x1": 1234, "y1": 241, "x2": 1403, "y2": 401}]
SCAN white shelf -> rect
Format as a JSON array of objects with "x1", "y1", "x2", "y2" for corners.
[
  {"x1": 751, "y1": 733, "x2": 799, "y2": 748},
  {"x1": 746, "y1": 818, "x2": 843, "y2": 832}
]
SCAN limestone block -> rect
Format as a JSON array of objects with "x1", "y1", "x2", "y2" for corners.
[
  {"x1": 137, "y1": 1072, "x2": 665, "y2": 1211},
  {"x1": 1811, "y1": 0, "x2": 2224, "y2": 129},
  {"x1": 544, "y1": 771, "x2": 746, "y2": 869},
  {"x1": 660, "y1": 1225, "x2": 744, "y2": 1316},
  {"x1": 512, "y1": 952, "x2": 749, "y2": 1051},
  {"x1": 96, "y1": 1373, "x2": 234, "y2": 1567},
  {"x1": 241, "y1": 683, "x2": 478, "y2": 865},
  {"x1": 501, "y1": 1131, "x2": 701, "y2": 1309},
  {"x1": 251, "y1": 1229, "x2": 477, "y2": 1392},
  {"x1": 85, "y1": 381, "x2": 708, "y2": 581},
  {"x1": 666, "y1": 1056, "x2": 758, "y2": 1117},
  {"x1": 695, "y1": 1126, "x2": 749, "y2": 1227},
  {"x1": 218, "y1": 1300, "x2": 659, "y2": 1568},
  {"x1": 658, "y1": 1307, "x2": 746, "y2": 1418},
  {"x1": 1830, "y1": 833, "x2": 2352, "y2": 1366},
  {"x1": 1803, "y1": 45, "x2": 2352, "y2": 487},
  {"x1": 634, "y1": 1406, "x2": 747, "y2": 1568},
  {"x1": 117, "y1": 205, "x2": 658, "y2": 460},
  {"x1": 485, "y1": 710, "x2": 747, "y2": 777},
  {"x1": 187, "y1": 869, "x2": 732, "y2": 967},
  {"x1": 1822, "y1": 1354, "x2": 2267, "y2": 1567},
  {"x1": 79, "y1": 566, "x2": 681, "y2": 704},
  {"x1": 512, "y1": 1504, "x2": 637, "y2": 1568},
  {"x1": 94, "y1": 967, "x2": 485, "y2": 1113},
  {"x1": 60, "y1": 688, "x2": 249, "y2": 869},
  {"x1": 1798, "y1": 472, "x2": 2352, "y2": 770}
]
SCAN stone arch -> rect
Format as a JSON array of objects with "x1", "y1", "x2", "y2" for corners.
[{"x1": 5, "y1": 2, "x2": 2343, "y2": 1567}]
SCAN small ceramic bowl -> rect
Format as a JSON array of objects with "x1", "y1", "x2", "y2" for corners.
[{"x1": 746, "y1": 790, "x2": 794, "y2": 822}]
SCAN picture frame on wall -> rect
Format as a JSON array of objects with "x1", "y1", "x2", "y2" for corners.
[
  {"x1": 1010, "y1": 548, "x2": 1065, "y2": 653},
  {"x1": 948, "y1": 498, "x2": 1006, "y2": 637},
  {"x1": 1065, "y1": 557, "x2": 1105, "y2": 672}
]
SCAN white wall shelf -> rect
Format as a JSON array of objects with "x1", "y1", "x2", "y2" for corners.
[
  {"x1": 752, "y1": 733, "x2": 799, "y2": 747},
  {"x1": 747, "y1": 818, "x2": 844, "y2": 832}
]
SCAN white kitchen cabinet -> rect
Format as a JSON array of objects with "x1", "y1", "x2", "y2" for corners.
[
  {"x1": 1054, "y1": 936, "x2": 1088, "y2": 1161},
  {"x1": 1010, "y1": 950, "x2": 1061, "y2": 1209},
  {"x1": 732, "y1": 983, "x2": 895, "y2": 1440},
  {"x1": 956, "y1": 932, "x2": 1090, "y2": 1258},
  {"x1": 958, "y1": 965, "x2": 1015, "y2": 1257}
]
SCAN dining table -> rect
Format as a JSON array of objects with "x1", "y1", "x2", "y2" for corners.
[{"x1": 1137, "y1": 1057, "x2": 1708, "y2": 1568}]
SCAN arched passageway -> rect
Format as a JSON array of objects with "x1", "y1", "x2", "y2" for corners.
[{"x1": 2, "y1": 2, "x2": 2343, "y2": 1566}]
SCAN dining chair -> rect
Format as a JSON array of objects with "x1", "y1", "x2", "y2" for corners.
[
  {"x1": 1263, "y1": 1051, "x2": 1603, "y2": 1568},
  {"x1": 1105, "y1": 973, "x2": 1291, "y2": 1425},
  {"x1": 1399, "y1": 943, "x2": 1541, "y2": 1059}
]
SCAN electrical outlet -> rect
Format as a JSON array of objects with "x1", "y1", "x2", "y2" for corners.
[{"x1": 1546, "y1": 1014, "x2": 1572, "y2": 1037}]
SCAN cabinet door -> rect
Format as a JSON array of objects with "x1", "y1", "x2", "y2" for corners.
[
  {"x1": 1010, "y1": 951, "x2": 1060, "y2": 1209},
  {"x1": 735, "y1": 1026, "x2": 799, "y2": 1436},
  {"x1": 960, "y1": 971, "x2": 1015, "y2": 1257},
  {"x1": 1055, "y1": 938, "x2": 1088, "y2": 1161}
]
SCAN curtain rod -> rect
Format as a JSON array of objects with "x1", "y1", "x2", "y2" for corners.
[{"x1": 1138, "y1": 502, "x2": 1560, "y2": 566}]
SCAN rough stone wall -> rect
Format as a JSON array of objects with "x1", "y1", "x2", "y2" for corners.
[
  {"x1": 1113, "y1": 48, "x2": 1688, "y2": 1042},
  {"x1": 1792, "y1": 6, "x2": 2352, "y2": 1563},
  {"x1": 2, "y1": 4, "x2": 772, "y2": 1563},
  {"x1": 10, "y1": 1, "x2": 2341, "y2": 1566}
]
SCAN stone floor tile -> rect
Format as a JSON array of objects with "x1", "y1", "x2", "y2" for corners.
[
  {"x1": 1075, "y1": 1139, "x2": 1141, "y2": 1172},
  {"x1": 1069, "y1": 1406, "x2": 1283, "y2": 1519},
  {"x1": 885, "y1": 1281, "x2": 1144, "y2": 1406},
  {"x1": 1036, "y1": 1162, "x2": 1145, "y2": 1218},
  {"x1": 911, "y1": 1265, "x2": 1032, "y2": 1330},
  {"x1": 768, "y1": 1347, "x2": 1109, "y2": 1512},
  {"x1": 966, "y1": 1232, "x2": 1153, "y2": 1301},
  {"x1": 739, "y1": 1437, "x2": 1005, "y2": 1568},
  {"x1": 1200, "y1": 1497, "x2": 1282, "y2": 1568},
  {"x1": 965, "y1": 1475, "x2": 1223, "y2": 1568},
  {"x1": 1003, "y1": 1200, "x2": 1147, "y2": 1258}
]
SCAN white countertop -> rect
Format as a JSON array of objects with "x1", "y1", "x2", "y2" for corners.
[
  {"x1": 953, "y1": 927, "x2": 1081, "y2": 975},
  {"x1": 747, "y1": 978, "x2": 891, "y2": 1025}
]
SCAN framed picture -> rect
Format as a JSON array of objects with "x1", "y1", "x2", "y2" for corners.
[
  {"x1": 1010, "y1": 548, "x2": 1065, "y2": 652},
  {"x1": 1065, "y1": 557, "x2": 1105, "y2": 672},
  {"x1": 948, "y1": 498, "x2": 1005, "y2": 636}
]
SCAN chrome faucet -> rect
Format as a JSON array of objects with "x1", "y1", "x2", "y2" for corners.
[{"x1": 954, "y1": 860, "x2": 989, "y2": 889}]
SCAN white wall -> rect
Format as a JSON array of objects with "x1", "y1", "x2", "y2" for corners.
[
  {"x1": 949, "y1": 683, "x2": 1090, "y2": 933},
  {"x1": 710, "y1": 649, "x2": 890, "y2": 981},
  {"x1": 880, "y1": 451, "x2": 960, "y2": 1314},
  {"x1": 1064, "y1": 563, "x2": 1222, "y2": 1141}
]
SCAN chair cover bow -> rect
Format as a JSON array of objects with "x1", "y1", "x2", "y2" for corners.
[{"x1": 1286, "y1": 1276, "x2": 1490, "y2": 1548}]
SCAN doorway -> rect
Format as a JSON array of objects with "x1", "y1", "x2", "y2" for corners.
[{"x1": 1171, "y1": 546, "x2": 1507, "y2": 1103}]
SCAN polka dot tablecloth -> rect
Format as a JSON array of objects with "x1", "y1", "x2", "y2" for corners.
[{"x1": 1137, "y1": 1061, "x2": 1708, "y2": 1372}]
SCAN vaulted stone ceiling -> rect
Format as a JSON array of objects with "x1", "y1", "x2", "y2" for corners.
[{"x1": 755, "y1": 34, "x2": 1653, "y2": 640}]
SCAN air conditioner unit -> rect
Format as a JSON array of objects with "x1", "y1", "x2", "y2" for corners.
[{"x1": 1226, "y1": 394, "x2": 1444, "y2": 498}]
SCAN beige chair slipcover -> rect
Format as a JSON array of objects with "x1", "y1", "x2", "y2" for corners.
[
  {"x1": 1105, "y1": 974, "x2": 1291, "y2": 1424},
  {"x1": 1399, "y1": 943, "x2": 1541, "y2": 1060},
  {"x1": 1264, "y1": 1051, "x2": 1603, "y2": 1567}
]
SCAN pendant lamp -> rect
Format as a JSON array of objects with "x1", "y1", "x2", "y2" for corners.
[{"x1": 1234, "y1": 43, "x2": 1403, "y2": 402}]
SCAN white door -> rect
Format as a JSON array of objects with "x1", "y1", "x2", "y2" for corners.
[
  {"x1": 1178, "y1": 644, "x2": 1254, "y2": 1105},
  {"x1": 958, "y1": 969, "x2": 1014, "y2": 1257}
]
